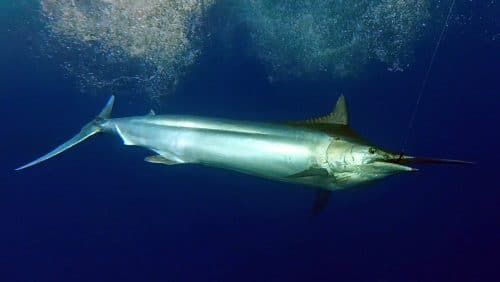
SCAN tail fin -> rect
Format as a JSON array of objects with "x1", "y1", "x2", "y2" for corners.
[{"x1": 15, "y1": 96, "x2": 115, "y2": 171}]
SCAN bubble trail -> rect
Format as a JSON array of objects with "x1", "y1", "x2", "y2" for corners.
[{"x1": 40, "y1": 0, "x2": 215, "y2": 98}]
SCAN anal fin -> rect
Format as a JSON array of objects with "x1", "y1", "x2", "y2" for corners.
[
  {"x1": 311, "y1": 190, "x2": 331, "y2": 216},
  {"x1": 145, "y1": 155, "x2": 183, "y2": 165}
]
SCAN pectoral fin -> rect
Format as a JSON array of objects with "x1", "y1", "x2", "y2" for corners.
[
  {"x1": 145, "y1": 155, "x2": 182, "y2": 165},
  {"x1": 332, "y1": 172, "x2": 352, "y2": 186},
  {"x1": 286, "y1": 167, "x2": 329, "y2": 178}
]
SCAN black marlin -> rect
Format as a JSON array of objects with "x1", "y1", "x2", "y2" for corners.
[{"x1": 16, "y1": 95, "x2": 471, "y2": 214}]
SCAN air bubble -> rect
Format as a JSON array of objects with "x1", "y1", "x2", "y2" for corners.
[{"x1": 40, "y1": 0, "x2": 214, "y2": 98}]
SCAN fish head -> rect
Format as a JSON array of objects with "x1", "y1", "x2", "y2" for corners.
[
  {"x1": 326, "y1": 138, "x2": 416, "y2": 187},
  {"x1": 325, "y1": 137, "x2": 473, "y2": 187}
]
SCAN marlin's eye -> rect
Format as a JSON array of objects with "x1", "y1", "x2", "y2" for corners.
[{"x1": 369, "y1": 147, "x2": 376, "y2": 154}]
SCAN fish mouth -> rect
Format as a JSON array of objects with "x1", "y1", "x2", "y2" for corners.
[
  {"x1": 380, "y1": 155, "x2": 474, "y2": 172},
  {"x1": 372, "y1": 160, "x2": 417, "y2": 172},
  {"x1": 385, "y1": 155, "x2": 474, "y2": 165}
]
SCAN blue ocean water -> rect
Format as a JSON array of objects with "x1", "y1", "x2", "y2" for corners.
[{"x1": 1, "y1": 1, "x2": 499, "y2": 282}]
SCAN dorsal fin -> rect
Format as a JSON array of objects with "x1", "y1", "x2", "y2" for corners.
[
  {"x1": 329, "y1": 95, "x2": 348, "y2": 125},
  {"x1": 293, "y1": 95, "x2": 348, "y2": 126}
]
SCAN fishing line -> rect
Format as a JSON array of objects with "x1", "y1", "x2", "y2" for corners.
[{"x1": 399, "y1": 0, "x2": 456, "y2": 155}]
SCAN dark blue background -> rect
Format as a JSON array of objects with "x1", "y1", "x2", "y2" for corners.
[{"x1": 1, "y1": 1, "x2": 499, "y2": 281}]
